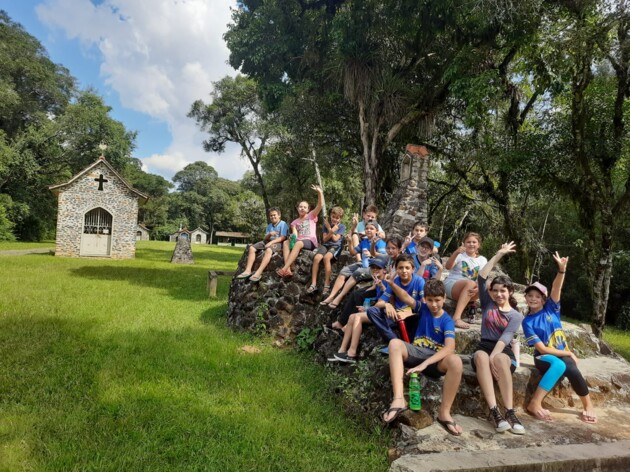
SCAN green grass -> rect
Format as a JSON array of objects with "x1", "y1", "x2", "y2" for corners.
[
  {"x1": 0, "y1": 242, "x2": 389, "y2": 471},
  {"x1": 0, "y1": 240, "x2": 55, "y2": 250},
  {"x1": 604, "y1": 327, "x2": 630, "y2": 361}
]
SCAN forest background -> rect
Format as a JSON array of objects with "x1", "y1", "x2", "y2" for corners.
[{"x1": 1, "y1": 0, "x2": 628, "y2": 336}]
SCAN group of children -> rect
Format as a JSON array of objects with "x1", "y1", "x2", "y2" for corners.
[{"x1": 236, "y1": 188, "x2": 598, "y2": 434}]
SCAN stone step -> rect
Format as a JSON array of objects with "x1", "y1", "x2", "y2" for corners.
[{"x1": 391, "y1": 440, "x2": 630, "y2": 471}]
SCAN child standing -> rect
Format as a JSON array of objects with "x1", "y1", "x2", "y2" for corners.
[
  {"x1": 307, "y1": 206, "x2": 345, "y2": 295},
  {"x1": 522, "y1": 252, "x2": 597, "y2": 424},
  {"x1": 470, "y1": 242, "x2": 525, "y2": 434},
  {"x1": 237, "y1": 207, "x2": 289, "y2": 282},
  {"x1": 443, "y1": 232, "x2": 487, "y2": 329},
  {"x1": 276, "y1": 185, "x2": 324, "y2": 277},
  {"x1": 381, "y1": 279, "x2": 463, "y2": 435}
]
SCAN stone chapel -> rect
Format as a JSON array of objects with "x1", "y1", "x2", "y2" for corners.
[{"x1": 49, "y1": 156, "x2": 148, "y2": 259}]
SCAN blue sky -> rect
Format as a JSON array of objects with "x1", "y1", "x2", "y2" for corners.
[{"x1": 1, "y1": 0, "x2": 247, "y2": 181}]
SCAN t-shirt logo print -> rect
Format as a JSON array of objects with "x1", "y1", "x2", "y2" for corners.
[
  {"x1": 461, "y1": 261, "x2": 480, "y2": 280},
  {"x1": 297, "y1": 220, "x2": 311, "y2": 237}
]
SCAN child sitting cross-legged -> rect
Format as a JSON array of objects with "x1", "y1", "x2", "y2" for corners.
[
  {"x1": 328, "y1": 257, "x2": 389, "y2": 363},
  {"x1": 236, "y1": 207, "x2": 289, "y2": 282},
  {"x1": 307, "y1": 206, "x2": 345, "y2": 295},
  {"x1": 276, "y1": 185, "x2": 324, "y2": 277},
  {"x1": 381, "y1": 279, "x2": 464, "y2": 436},
  {"x1": 320, "y1": 220, "x2": 386, "y2": 308}
]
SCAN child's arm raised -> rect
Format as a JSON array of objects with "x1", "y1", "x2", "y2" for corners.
[
  {"x1": 445, "y1": 243, "x2": 465, "y2": 270},
  {"x1": 478, "y1": 241, "x2": 516, "y2": 280},
  {"x1": 550, "y1": 252, "x2": 568, "y2": 302},
  {"x1": 310, "y1": 185, "x2": 324, "y2": 217},
  {"x1": 383, "y1": 269, "x2": 418, "y2": 310}
]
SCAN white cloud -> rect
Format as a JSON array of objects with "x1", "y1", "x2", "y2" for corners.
[{"x1": 35, "y1": 0, "x2": 251, "y2": 181}]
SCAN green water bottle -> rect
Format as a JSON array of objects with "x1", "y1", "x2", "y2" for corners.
[
  {"x1": 289, "y1": 233, "x2": 297, "y2": 250},
  {"x1": 409, "y1": 373, "x2": 421, "y2": 411}
]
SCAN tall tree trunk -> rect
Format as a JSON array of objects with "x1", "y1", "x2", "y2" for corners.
[
  {"x1": 590, "y1": 208, "x2": 614, "y2": 337},
  {"x1": 358, "y1": 99, "x2": 379, "y2": 205}
]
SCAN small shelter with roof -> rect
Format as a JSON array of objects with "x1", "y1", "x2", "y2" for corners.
[
  {"x1": 49, "y1": 155, "x2": 148, "y2": 259},
  {"x1": 169, "y1": 227, "x2": 209, "y2": 244},
  {"x1": 214, "y1": 231, "x2": 250, "y2": 246},
  {"x1": 136, "y1": 223, "x2": 150, "y2": 241}
]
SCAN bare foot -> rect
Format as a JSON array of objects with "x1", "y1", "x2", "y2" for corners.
[
  {"x1": 580, "y1": 410, "x2": 597, "y2": 424},
  {"x1": 454, "y1": 319, "x2": 470, "y2": 329},
  {"x1": 331, "y1": 321, "x2": 343, "y2": 330},
  {"x1": 527, "y1": 406, "x2": 552, "y2": 421}
]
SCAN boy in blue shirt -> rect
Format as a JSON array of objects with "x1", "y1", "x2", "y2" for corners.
[
  {"x1": 307, "y1": 206, "x2": 345, "y2": 294},
  {"x1": 237, "y1": 207, "x2": 288, "y2": 282},
  {"x1": 381, "y1": 279, "x2": 464, "y2": 436},
  {"x1": 415, "y1": 236, "x2": 443, "y2": 280},
  {"x1": 366, "y1": 254, "x2": 425, "y2": 342}
]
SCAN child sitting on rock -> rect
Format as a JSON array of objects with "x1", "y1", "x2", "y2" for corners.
[
  {"x1": 349, "y1": 205, "x2": 385, "y2": 262},
  {"x1": 320, "y1": 220, "x2": 387, "y2": 309},
  {"x1": 328, "y1": 257, "x2": 388, "y2": 363},
  {"x1": 381, "y1": 279, "x2": 463, "y2": 435},
  {"x1": 276, "y1": 185, "x2": 324, "y2": 277},
  {"x1": 522, "y1": 252, "x2": 597, "y2": 424},
  {"x1": 307, "y1": 206, "x2": 345, "y2": 295},
  {"x1": 237, "y1": 207, "x2": 288, "y2": 282},
  {"x1": 414, "y1": 236, "x2": 443, "y2": 281},
  {"x1": 331, "y1": 236, "x2": 403, "y2": 330}
]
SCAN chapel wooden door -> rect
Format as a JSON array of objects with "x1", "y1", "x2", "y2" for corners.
[{"x1": 80, "y1": 207, "x2": 112, "y2": 256}]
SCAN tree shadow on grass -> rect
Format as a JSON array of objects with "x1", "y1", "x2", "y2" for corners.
[
  {"x1": 69, "y1": 265, "x2": 233, "y2": 301},
  {"x1": 0, "y1": 314, "x2": 387, "y2": 471}
]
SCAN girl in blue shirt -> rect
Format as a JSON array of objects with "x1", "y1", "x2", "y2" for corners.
[{"x1": 522, "y1": 252, "x2": 597, "y2": 424}]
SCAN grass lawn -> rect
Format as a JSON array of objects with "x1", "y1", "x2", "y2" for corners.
[
  {"x1": 0, "y1": 240, "x2": 55, "y2": 250},
  {"x1": 604, "y1": 327, "x2": 630, "y2": 361},
  {"x1": 0, "y1": 241, "x2": 389, "y2": 471}
]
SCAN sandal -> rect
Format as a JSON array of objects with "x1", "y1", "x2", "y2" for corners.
[
  {"x1": 437, "y1": 417, "x2": 463, "y2": 436},
  {"x1": 328, "y1": 302, "x2": 339, "y2": 310},
  {"x1": 320, "y1": 300, "x2": 330, "y2": 306},
  {"x1": 322, "y1": 285, "x2": 331, "y2": 296},
  {"x1": 383, "y1": 406, "x2": 408, "y2": 424},
  {"x1": 306, "y1": 284, "x2": 317, "y2": 294},
  {"x1": 236, "y1": 272, "x2": 252, "y2": 279},
  {"x1": 249, "y1": 274, "x2": 262, "y2": 282}
]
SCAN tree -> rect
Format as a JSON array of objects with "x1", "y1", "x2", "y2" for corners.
[{"x1": 189, "y1": 75, "x2": 276, "y2": 212}]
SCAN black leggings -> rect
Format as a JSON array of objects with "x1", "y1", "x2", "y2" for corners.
[
  {"x1": 534, "y1": 355, "x2": 589, "y2": 397},
  {"x1": 338, "y1": 287, "x2": 376, "y2": 326}
]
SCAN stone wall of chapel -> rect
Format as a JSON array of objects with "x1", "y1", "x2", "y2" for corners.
[{"x1": 54, "y1": 162, "x2": 139, "y2": 259}]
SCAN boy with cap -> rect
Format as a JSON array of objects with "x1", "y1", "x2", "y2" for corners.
[{"x1": 329, "y1": 256, "x2": 389, "y2": 363}]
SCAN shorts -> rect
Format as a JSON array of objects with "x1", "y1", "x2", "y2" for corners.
[
  {"x1": 340, "y1": 262, "x2": 362, "y2": 278},
  {"x1": 471, "y1": 339, "x2": 517, "y2": 373},
  {"x1": 403, "y1": 343, "x2": 444, "y2": 378},
  {"x1": 251, "y1": 241, "x2": 281, "y2": 252},
  {"x1": 443, "y1": 278, "x2": 458, "y2": 298},
  {"x1": 315, "y1": 244, "x2": 342, "y2": 259},
  {"x1": 351, "y1": 267, "x2": 372, "y2": 282},
  {"x1": 292, "y1": 239, "x2": 315, "y2": 251}
]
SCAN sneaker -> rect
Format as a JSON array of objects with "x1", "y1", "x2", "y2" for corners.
[
  {"x1": 333, "y1": 352, "x2": 357, "y2": 363},
  {"x1": 505, "y1": 408, "x2": 526, "y2": 435},
  {"x1": 489, "y1": 406, "x2": 510, "y2": 433}
]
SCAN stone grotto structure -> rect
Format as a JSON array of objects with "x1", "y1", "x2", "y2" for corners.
[{"x1": 49, "y1": 155, "x2": 148, "y2": 259}]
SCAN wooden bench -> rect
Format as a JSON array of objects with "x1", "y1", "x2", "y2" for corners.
[{"x1": 207, "y1": 270, "x2": 236, "y2": 298}]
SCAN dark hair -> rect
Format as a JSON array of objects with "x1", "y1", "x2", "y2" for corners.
[
  {"x1": 395, "y1": 253, "x2": 415, "y2": 268},
  {"x1": 363, "y1": 204, "x2": 379, "y2": 215},
  {"x1": 424, "y1": 279, "x2": 446, "y2": 298},
  {"x1": 490, "y1": 275, "x2": 518, "y2": 309},
  {"x1": 296, "y1": 200, "x2": 310, "y2": 211},
  {"x1": 386, "y1": 235, "x2": 403, "y2": 249},
  {"x1": 413, "y1": 221, "x2": 429, "y2": 231},
  {"x1": 268, "y1": 207, "x2": 281, "y2": 216}
]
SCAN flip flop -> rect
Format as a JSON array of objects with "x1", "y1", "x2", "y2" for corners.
[
  {"x1": 320, "y1": 300, "x2": 330, "y2": 306},
  {"x1": 383, "y1": 406, "x2": 408, "y2": 424},
  {"x1": 249, "y1": 275, "x2": 262, "y2": 282},
  {"x1": 328, "y1": 302, "x2": 339, "y2": 309},
  {"x1": 437, "y1": 417, "x2": 462, "y2": 436},
  {"x1": 236, "y1": 272, "x2": 252, "y2": 279},
  {"x1": 580, "y1": 411, "x2": 597, "y2": 424},
  {"x1": 306, "y1": 285, "x2": 317, "y2": 294}
]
